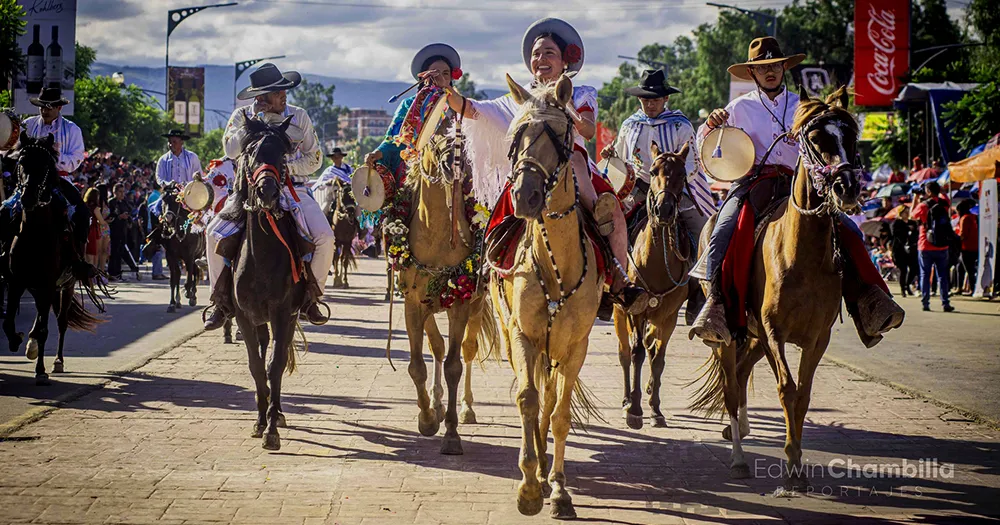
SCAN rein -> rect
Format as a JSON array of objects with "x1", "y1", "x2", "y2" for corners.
[
  {"x1": 17, "y1": 144, "x2": 58, "y2": 209},
  {"x1": 627, "y1": 178, "x2": 690, "y2": 304}
]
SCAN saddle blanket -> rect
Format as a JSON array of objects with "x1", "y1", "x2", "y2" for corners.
[{"x1": 208, "y1": 185, "x2": 316, "y2": 263}]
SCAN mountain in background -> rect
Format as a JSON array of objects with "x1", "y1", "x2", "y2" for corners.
[{"x1": 92, "y1": 63, "x2": 504, "y2": 130}]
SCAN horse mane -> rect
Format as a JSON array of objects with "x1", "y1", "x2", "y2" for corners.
[
  {"x1": 790, "y1": 86, "x2": 858, "y2": 136},
  {"x1": 506, "y1": 83, "x2": 572, "y2": 141}
]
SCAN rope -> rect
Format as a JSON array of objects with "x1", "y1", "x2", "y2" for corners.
[{"x1": 264, "y1": 210, "x2": 302, "y2": 283}]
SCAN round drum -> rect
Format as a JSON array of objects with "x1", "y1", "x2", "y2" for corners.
[
  {"x1": 400, "y1": 86, "x2": 448, "y2": 154},
  {"x1": 0, "y1": 109, "x2": 21, "y2": 150},
  {"x1": 603, "y1": 156, "x2": 637, "y2": 202},
  {"x1": 352, "y1": 164, "x2": 396, "y2": 212},
  {"x1": 700, "y1": 125, "x2": 755, "y2": 182},
  {"x1": 181, "y1": 179, "x2": 215, "y2": 212}
]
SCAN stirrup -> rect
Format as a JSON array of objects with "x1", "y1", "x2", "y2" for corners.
[
  {"x1": 202, "y1": 304, "x2": 230, "y2": 331},
  {"x1": 855, "y1": 286, "x2": 905, "y2": 337},
  {"x1": 594, "y1": 193, "x2": 617, "y2": 236},
  {"x1": 688, "y1": 295, "x2": 732, "y2": 347}
]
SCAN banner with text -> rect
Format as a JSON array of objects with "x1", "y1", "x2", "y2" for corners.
[
  {"x1": 167, "y1": 67, "x2": 205, "y2": 138},
  {"x1": 975, "y1": 178, "x2": 997, "y2": 298},
  {"x1": 854, "y1": 0, "x2": 910, "y2": 107},
  {"x1": 14, "y1": 0, "x2": 77, "y2": 115}
]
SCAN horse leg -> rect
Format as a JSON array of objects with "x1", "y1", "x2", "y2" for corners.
[
  {"x1": 536, "y1": 360, "x2": 556, "y2": 499},
  {"x1": 223, "y1": 318, "x2": 234, "y2": 344},
  {"x1": 647, "y1": 316, "x2": 676, "y2": 428},
  {"x1": 459, "y1": 298, "x2": 483, "y2": 424},
  {"x1": 185, "y1": 258, "x2": 197, "y2": 306},
  {"x1": 511, "y1": 329, "x2": 543, "y2": 516},
  {"x1": 625, "y1": 318, "x2": 645, "y2": 430},
  {"x1": 405, "y1": 302, "x2": 437, "y2": 436},
  {"x1": 53, "y1": 286, "x2": 72, "y2": 374},
  {"x1": 384, "y1": 266, "x2": 392, "y2": 301},
  {"x1": 262, "y1": 318, "x2": 292, "y2": 451},
  {"x1": 424, "y1": 317, "x2": 446, "y2": 424},
  {"x1": 167, "y1": 255, "x2": 180, "y2": 312},
  {"x1": 332, "y1": 250, "x2": 342, "y2": 287},
  {"x1": 28, "y1": 291, "x2": 52, "y2": 385},
  {"x1": 4, "y1": 282, "x2": 25, "y2": 353},
  {"x1": 440, "y1": 306, "x2": 471, "y2": 455},
  {"x1": 723, "y1": 338, "x2": 765, "y2": 441},
  {"x1": 716, "y1": 340, "x2": 750, "y2": 478},
  {"x1": 612, "y1": 305, "x2": 632, "y2": 414},
  {"x1": 789, "y1": 334, "x2": 829, "y2": 491},
  {"x1": 256, "y1": 324, "x2": 283, "y2": 427},
  {"x1": 548, "y1": 350, "x2": 583, "y2": 519},
  {"x1": 237, "y1": 315, "x2": 268, "y2": 439},
  {"x1": 763, "y1": 329, "x2": 802, "y2": 490}
]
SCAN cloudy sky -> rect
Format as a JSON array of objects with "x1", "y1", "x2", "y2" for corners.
[{"x1": 78, "y1": 0, "x2": 805, "y2": 88}]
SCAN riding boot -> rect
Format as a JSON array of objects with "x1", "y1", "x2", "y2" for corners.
[
  {"x1": 595, "y1": 192, "x2": 649, "y2": 317},
  {"x1": 203, "y1": 265, "x2": 234, "y2": 330},
  {"x1": 847, "y1": 285, "x2": 905, "y2": 345},
  {"x1": 300, "y1": 264, "x2": 330, "y2": 326},
  {"x1": 685, "y1": 279, "x2": 706, "y2": 326},
  {"x1": 689, "y1": 287, "x2": 732, "y2": 347}
]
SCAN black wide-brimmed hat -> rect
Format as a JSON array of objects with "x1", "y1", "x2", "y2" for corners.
[
  {"x1": 29, "y1": 87, "x2": 69, "y2": 108},
  {"x1": 237, "y1": 63, "x2": 302, "y2": 100},
  {"x1": 326, "y1": 147, "x2": 346, "y2": 157},
  {"x1": 410, "y1": 43, "x2": 462, "y2": 81},
  {"x1": 727, "y1": 37, "x2": 805, "y2": 81},
  {"x1": 163, "y1": 129, "x2": 191, "y2": 140},
  {"x1": 624, "y1": 69, "x2": 681, "y2": 98}
]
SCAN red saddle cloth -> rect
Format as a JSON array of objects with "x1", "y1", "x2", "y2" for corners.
[
  {"x1": 720, "y1": 168, "x2": 890, "y2": 329},
  {"x1": 487, "y1": 179, "x2": 614, "y2": 285}
]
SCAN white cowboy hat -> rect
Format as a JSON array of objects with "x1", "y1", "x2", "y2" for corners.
[
  {"x1": 410, "y1": 43, "x2": 462, "y2": 81},
  {"x1": 522, "y1": 18, "x2": 585, "y2": 75}
]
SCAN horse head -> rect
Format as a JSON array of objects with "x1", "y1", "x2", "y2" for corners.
[
  {"x1": 647, "y1": 141, "x2": 689, "y2": 227},
  {"x1": 792, "y1": 85, "x2": 862, "y2": 212},
  {"x1": 158, "y1": 183, "x2": 186, "y2": 237},
  {"x1": 506, "y1": 73, "x2": 575, "y2": 219},
  {"x1": 239, "y1": 112, "x2": 293, "y2": 212},
  {"x1": 15, "y1": 134, "x2": 58, "y2": 212}
]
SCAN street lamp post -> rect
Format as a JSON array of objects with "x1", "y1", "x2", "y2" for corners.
[
  {"x1": 234, "y1": 55, "x2": 287, "y2": 108},
  {"x1": 706, "y1": 2, "x2": 777, "y2": 37},
  {"x1": 617, "y1": 55, "x2": 669, "y2": 75},
  {"x1": 166, "y1": 3, "x2": 238, "y2": 95},
  {"x1": 112, "y1": 72, "x2": 167, "y2": 110}
]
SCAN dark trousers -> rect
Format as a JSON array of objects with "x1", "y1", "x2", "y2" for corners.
[
  {"x1": 957, "y1": 250, "x2": 978, "y2": 293},
  {"x1": 108, "y1": 227, "x2": 138, "y2": 277},
  {"x1": 892, "y1": 249, "x2": 913, "y2": 294}
]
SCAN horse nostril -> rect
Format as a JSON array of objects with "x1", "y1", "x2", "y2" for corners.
[{"x1": 526, "y1": 190, "x2": 543, "y2": 210}]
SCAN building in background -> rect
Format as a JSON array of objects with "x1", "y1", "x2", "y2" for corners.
[{"x1": 337, "y1": 109, "x2": 392, "y2": 143}]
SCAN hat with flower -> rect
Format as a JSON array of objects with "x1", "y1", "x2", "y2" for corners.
[{"x1": 522, "y1": 18, "x2": 585, "y2": 75}]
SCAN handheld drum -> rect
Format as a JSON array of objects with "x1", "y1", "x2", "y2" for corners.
[
  {"x1": 699, "y1": 125, "x2": 755, "y2": 182},
  {"x1": 181, "y1": 179, "x2": 215, "y2": 212},
  {"x1": 352, "y1": 164, "x2": 396, "y2": 212},
  {"x1": 0, "y1": 109, "x2": 21, "y2": 150}
]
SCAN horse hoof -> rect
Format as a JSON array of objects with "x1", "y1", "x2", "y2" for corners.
[
  {"x1": 731, "y1": 463, "x2": 752, "y2": 479},
  {"x1": 651, "y1": 415, "x2": 668, "y2": 428},
  {"x1": 35, "y1": 373, "x2": 50, "y2": 386},
  {"x1": 384, "y1": 293, "x2": 391, "y2": 301},
  {"x1": 440, "y1": 436, "x2": 464, "y2": 455},
  {"x1": 418, "y1": 413, "x2": 440, "y2": 437},
  {"x1": 275, "y1": 413, "x2": 287, "y2": 428},
  {"x1": 785, "y1": 473, "x2": 809, "y2": 491},
  {"x1": 166, "y1": 305, "x2": 176, "y2": 313},
  {"x1": 626, "y1": 413, "x2": 643, "y2": 430},
  {"x1": 262, "y1": 432, "x2": 280, "y2": 451},
  {"x1": 549, "y1": 498, "x2": 577, "y2": 520},
  {"x1": 223, "y1": 334, "x2": 233, "y2": 344},
  {"x1": 188, "y1": 297, "x2": 196, "y2": 307},
  {"x1": 516, "y1": 486, "x2": 544, "y2": 516},
  {"x1": 235, "y1": 331, "x2": 244, "y2": 341},
  {"x1": 52, "y1": 360, "x2": 65, "y2": 374},
  {"x1": 722, "y1": 425, "x2": 749, "y2": 441},
  {"x1": 251, "y1": 423, "x2": 266, "y2": 439},
  {"x1": 435, "y1": 404, "x2": 446, "y2": 423},
  {"x1": 459, "y1": 407, "x2": 477, "y2": 425},
  {"x1": 25, "y1": 338, "x2": 39, "y2": 361}
]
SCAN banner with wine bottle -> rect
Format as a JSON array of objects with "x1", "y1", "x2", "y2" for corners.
[
  {"x1": 168, "y1": 67, "x2": 205, "y2": 138},
  {"x1": 14, "y1": 0, "x2": 77, "y2": 115}
]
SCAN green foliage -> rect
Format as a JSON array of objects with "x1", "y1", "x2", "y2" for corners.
[
  {"x1": 454, "y1": 73, "x2": 487, "y2": 101},
  {"x1": 186, "y1": 127, "x2": 224, "y2": 163},
  {"x1": 870, "y1": 118, "x2": 911, "y2": 170},
  {"x1": 75, "y1": 43, "x2": 96, "y2": 80},
  {"x1": 944, "y1": 81, "x2": 1000, "y2": 152},
  {"x1": 288, "y1": 78, "x2": 343, "y2": 146},
  {"x1": 0, "y1": 90, "x2": 10, "y2": 107},
  {"x1": 0, "y1": 0, "x2": 26, "y2": 94},
  {"x1": 344, "y1": 135, "x2": 383, "y2": 167},
  {"x1": 73, "y1": 76, "x2": 171, "y2": 162}
]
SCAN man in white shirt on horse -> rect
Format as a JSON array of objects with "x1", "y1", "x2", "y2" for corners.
[{"x1": 155, "y1": 129, "x2": 202, "y2": 188}]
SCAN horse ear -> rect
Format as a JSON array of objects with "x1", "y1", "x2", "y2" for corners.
[
  {"x1": 678, "y1": 141, "x2": 690, "y2": 160},
  {"x1": 835, "y1": 86, "x2": 851, "y2": 108},
  {"x1": 650, "y1": 141, "x2": 661, "y2": 158},
  {"x1": 278, "y1": 115, "x2": 293, "y2": 133},
  {"x1": 43, "y1": 133, "x2": 55, "y2": 148},
  {"x1": 507, "y1": 74, "x2": 530, "y2": 105},
  {"x1": 797, "y1": 83, "x2": 810, "y2": 102},
  {"x1": 555, "y1": 74, "x2": 573, "y2": 108}
]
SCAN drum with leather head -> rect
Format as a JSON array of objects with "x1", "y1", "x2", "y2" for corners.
[
  {"x1": 700, "y1": 125, "x2": 755, "y2": 182},
  {"x1": 0, "y1": 109, "x2": 21, "y2": 150},
  {"x1": 181, "y1": 178, "x2": 215, "y2": 212},
  {"x1": 400, "y1": 86, "x2": 449, "y2": 154},
  {"x1": 352, "y1": 164, "x2": 395, "y2": 212},
  {"x1": 602, "y1": 156, "x2": 637, "y2": 202}
]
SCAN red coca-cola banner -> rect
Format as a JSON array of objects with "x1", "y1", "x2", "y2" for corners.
[
  {"x1": 854, "y1": 0, "x2": 910, "y2": 107},
  {"x1": 596, "y1": 122, "x2": 615, "y2": 160}
]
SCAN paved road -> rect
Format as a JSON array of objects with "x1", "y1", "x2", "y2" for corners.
[{"x1": 0, "y1": 257, "x2": 997, "y2": 523}]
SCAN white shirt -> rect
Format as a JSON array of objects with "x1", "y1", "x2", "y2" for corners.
[
  {"x1": 23, "y1": 115, "x2": 85, "y2": 174},
  {"x1": 696, "y1": 87, "x2": 800, "y2": 174},
  {"x1": 223, "y1": 103, "x2": 322, "y2": 185},
  {"x1": 155, "y1": 148, "x2": 202, "y2": 187},
  {"x1": 312, "y1": 162, "x2": 353, "y2": 192}
]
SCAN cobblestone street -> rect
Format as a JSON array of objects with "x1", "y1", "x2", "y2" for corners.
[{"x1": 1, "y1": 258, "x2": 998, "y2": 524}]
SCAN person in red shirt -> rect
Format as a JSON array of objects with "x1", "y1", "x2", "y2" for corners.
[
  {"x1": 911, "y1": 181, "x2": 954, "y2": 311},
  {"x1": 956, "y1": 199, "x2": 979, "y2": 295}
]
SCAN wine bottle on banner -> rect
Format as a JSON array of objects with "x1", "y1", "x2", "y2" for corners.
[
  {"x1": 187, "y1": 82, "x2": 201, "y2": 136},
  {"x1": 173, "y1": 78, "x2": 188, "y2": 125},
  {"x1": 26, "y1": 25, "x2": 44, "y2": 93},
  {"x1": 45, "y1": 26, "x2": 62, "y2": 88}
]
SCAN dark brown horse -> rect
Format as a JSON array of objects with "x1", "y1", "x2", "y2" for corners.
[
  {"x1": 1, "y1": 135, "x2": 104, "y2": 384},
  {"x1": 152, "y1": 186, "x2": 206, "y2": 313},
  {"x1": 330, "y1": 179, "x2": 358, "y2": 288},
  {"x1": 227, "y1": 114, "x2": 308, "y2": 450}
]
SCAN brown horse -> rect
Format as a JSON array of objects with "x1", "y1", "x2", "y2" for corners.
[
  {"x1": 691, "y1": 87, "x2": 887, "y2": 489},
  {"x1": 330, "y1": 179, "x2": 358, "y2": 288},
  {"x1": 613, "y1": 141, "x2": 692, "y2": 430},
  {"x1": 396, "y1": 92, "x2": 498, "y2": 455},
  {"x1": 490, "y1": 74, "x2": 603, "y2": 519}
]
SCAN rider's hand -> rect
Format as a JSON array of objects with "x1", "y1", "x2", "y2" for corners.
[
  {"x1": 364, "y1": 151, "x2": 382, "y2": 168},
  {"x1": 192, "y1": 171, "x2": 203, "y2": 182},
  {"x1": 707, "y1": 108, "x2": 729, "y2": 129},
  {"x1": 600, "y1": 144, "x2": 615, "y2": 160}
]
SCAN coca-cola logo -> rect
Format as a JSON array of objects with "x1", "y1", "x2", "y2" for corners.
[{"x1": 865, "y1": 5, "x2": 899, "y2": 97}]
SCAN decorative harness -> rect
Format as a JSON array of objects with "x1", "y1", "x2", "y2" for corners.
[{"x1": 16, "y1": 143, "x2": 58, "y2": 209}]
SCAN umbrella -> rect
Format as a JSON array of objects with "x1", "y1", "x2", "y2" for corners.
[
  {"x1": 860, "y1": 219, "x2": 886, "y2": 237},
  {"x1": 875, "y1": 183, "x2": 910, "y2": 198},
  {"x1": 884, "y1": 206, "x2": 903, "y2": 220},
  {"x1": 907, "y1": 167, "x2": 943, "y2": 182}
]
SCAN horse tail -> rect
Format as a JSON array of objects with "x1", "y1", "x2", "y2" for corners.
[
  {"x1": 343, "y1": 243, "x2": 358, "y2": 271},
  {"x1": 569, "y1": 376, "x2": 607, "y2": 431},
  {"x1": 63, "y1": 292, "x2": 105, "y2": 333},
  {"x1": 687, "y1": 351, "x2": 728, "y2": 419},
  {"x1": 286, "y1": 319, "x2": 309, "y2": 375},
  {"x1": 474, "y1": 293, "x2": 501, "y2": 365}
]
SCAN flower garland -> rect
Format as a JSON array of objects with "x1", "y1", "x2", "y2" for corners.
[{"x1": 384, "y1": 167, "x2": 490, "y2": 309}]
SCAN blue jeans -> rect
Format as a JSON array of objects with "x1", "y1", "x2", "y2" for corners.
[
  {"x1": 919, "y1": 249, "x2": 950, "y2": 307},
  {"x1": 151, "y1": 247, "x2": 164, "y2": 277}
]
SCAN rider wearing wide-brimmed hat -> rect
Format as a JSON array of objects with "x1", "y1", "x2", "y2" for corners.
[
  {"x1": 202, "y1": 62, "x2": 334, "y2": 330},
  {"x1": 689, "y1": 37, "x2": 902, "y2": 348},
  {"x1": 364, "y1": 43, "x2": 463, "y2": 179},
  {"x1": 444, "y1": 17, "x2": 648, "y2": 316},
  {"x1": 155, "y1": 129, "x2": 202, "y2": 188}
]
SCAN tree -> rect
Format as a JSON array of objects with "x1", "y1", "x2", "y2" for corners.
[
  {"x1": 74, "y1": 75, "x2": 171, "y2": 162},
  {"x1": 288, "y1": 78, "x2": 344, "y2": 151},
  {"x1": 75, "y1": 43, "x2": 96, "y2": 80},
  {"x1": 186, "y1": 127, "x2": 224, "y2": 163},
  {"x1": 0, "y1": 0, "x2": 25, "y2": 95},
  {"x1": 454, "y1": 73, "x2": 487, "y2": 100}
]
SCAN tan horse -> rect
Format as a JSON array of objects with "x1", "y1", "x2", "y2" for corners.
[
  {"x1": 691, "y1": 87, "x2": 893, "y2": 489},
  {"x1": 397, "y1": 112, "x2": 498, "y2": 455},
  {"x1": 490, "y1": 74, "x2": 603, "y2": 519},
  {"x1": 613, "y1": 142, "x2": 692, "y2": 430},
  {"x1": 330, "y1": 179, "x2": 358, "y2": 288}
]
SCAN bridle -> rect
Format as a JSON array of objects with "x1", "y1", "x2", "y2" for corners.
[
  {"x1": 628, "y1": 153, "x2": 691, "y2": 299},
  {"x1": 790, "y1": 110, "x2": 863, "y2": 217},
  {"x1": 506, "y1": 106, "x2": 575, "y2": 210},
  {"x1": 17, "y1": 143, "x2": 58, "y2": 209},
  {"x1": 239, "y1": 130, "x2": 293, "y2": 213}
]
